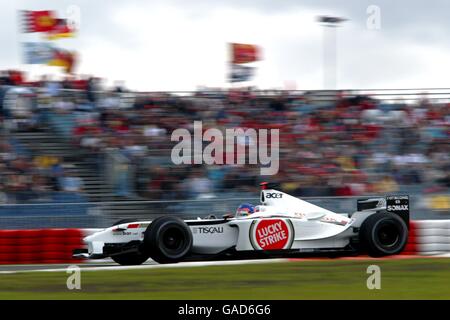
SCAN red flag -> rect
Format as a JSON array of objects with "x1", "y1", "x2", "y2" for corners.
[
  {"x1": 231, "y1": 43, "x2": 261, "y2": 64},
  {"x1": 22, "y1": 10, "x2": 57, "y2": 33}
]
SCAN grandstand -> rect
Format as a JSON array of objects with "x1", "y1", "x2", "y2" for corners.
[{"x1": 0, "y1": 73, "x2": 449, "y2": 228}]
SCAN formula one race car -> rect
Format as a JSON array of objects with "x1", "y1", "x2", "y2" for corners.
[{"x1": 74, "y1": 184, "x2": 410, "y2": 265}]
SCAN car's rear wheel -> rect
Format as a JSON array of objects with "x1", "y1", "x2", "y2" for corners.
[
  {"x1": 143, "y1": 216, "x2": 193, "y2": 264},
  {"x1": 359, "y1": 212, "x2": 408, "y2": 257}
]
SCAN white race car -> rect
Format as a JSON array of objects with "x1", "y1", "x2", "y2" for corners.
[{"x1": 74, "y1": 184, "x2": 410, "y2": 265}]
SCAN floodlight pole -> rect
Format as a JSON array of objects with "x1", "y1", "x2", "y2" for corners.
[{"x1": 317, "y1": 16, "x2": 347, "y2": 90}]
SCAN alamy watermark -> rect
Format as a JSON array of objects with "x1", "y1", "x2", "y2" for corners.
[
  {"x1": 366, "y1": 5, "x2": 381, "y2": 30},
  {"x1": 171, "y1": 121, "x2": 279, "y2": 175},
  {"x1": 66, "y1": 5, "x2": 81, "y2": 30},
  {"x1": 366, "y1": 265, "x2": 381, "y2": 289},
  {"x1": 66, "y1": 265, "x2": 81, "y2": 290}
]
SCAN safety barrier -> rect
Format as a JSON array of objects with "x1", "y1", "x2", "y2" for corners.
[
  {"x1": 0, "y1": 221, "x2": 448, "y2": 264},
  {"x1": 405, "y1": 220, "x2": 450, "y2": 255},
  {"x1": 0, "y1": 229, "x2": 85, "y2": 264}
]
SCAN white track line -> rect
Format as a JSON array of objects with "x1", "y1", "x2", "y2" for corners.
[
  {"x1": 0, "y1": 258, "x2": 288, "y2": 274},
  {"x1": 1, "y1": 254, "x2": 449, "y2": 274}
]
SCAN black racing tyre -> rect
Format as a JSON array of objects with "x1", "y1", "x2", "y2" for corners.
[
  {"x1": 359, "y1": 212, "x2": 408, "y2": 257},
  {"x1": 111, "y1": 252, "x2": 149, "y2": 265},
  {"x1": 111, "y1": 218, "x2": 137, "y2": 227},
  {"x1": 143, "y1": 216, "x2": 193, "y2": 264}
]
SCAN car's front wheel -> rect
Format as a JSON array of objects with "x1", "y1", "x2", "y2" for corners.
[
  {"x1": 359, "y1": 212, "x2": 408, "y2": 257},
  {"x1": 111, "y1": 252, "x2": 149, "y2": 265},
  {"x1": 143, "y1": 216, "x2": 193, "y2": 264}
]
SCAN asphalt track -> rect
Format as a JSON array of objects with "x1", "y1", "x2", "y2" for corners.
[{"x1": 1, "y1": 254, "x2": 449, "y2": 274}]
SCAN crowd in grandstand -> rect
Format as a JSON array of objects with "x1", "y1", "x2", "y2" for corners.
[
  {"x1": 0, "y1": 142, "x2": 84, "y2": 203},
  {"x1": 0, "y1": 69, "x2": 449, "y2": 203}
]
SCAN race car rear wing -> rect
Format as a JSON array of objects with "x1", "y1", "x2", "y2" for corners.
[{"x1": 357, "y1": 195, "x2": 410, "y2": 227}]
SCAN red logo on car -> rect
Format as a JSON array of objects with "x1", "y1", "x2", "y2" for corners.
[{"x1": 252, "y1": 219, "x2": 292, "y2": 250}]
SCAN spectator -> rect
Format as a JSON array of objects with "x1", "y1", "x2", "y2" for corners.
[
  {"x1": 59, "y1": 172, "x2": 83, "y2": 192},
  {"x1": 1, "y1": 70, "x2": 448, "y2": 202}
]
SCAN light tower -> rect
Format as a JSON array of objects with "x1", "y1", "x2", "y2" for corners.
[{"x1": 317, "y1": 16, "x2": 347, "y2": 90}]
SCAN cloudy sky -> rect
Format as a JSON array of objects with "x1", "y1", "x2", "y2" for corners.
[{"x1": 1, "y1": 0, "x2": 449, "y2": 91}]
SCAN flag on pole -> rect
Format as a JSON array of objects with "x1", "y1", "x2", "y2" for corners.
[
  {"x1": 230, "y1": 43, "x2": 261, "y2": 64},
  {"x1": 47, "y1": 48, "x2": 77, "y2": 73},
  {"x1": 45, "y1": 19, "x2": 76, "y2": 40},
  {"x1": 22, "y1": 42, "x2": 77, "y2": 73},
  {"x1": 21, "y1": 10, "x2": 57, "y2": 33},
  {"x1": 22, "y1": 42, "x2": 54, "y2": 64},
  {"x1": 229, "y1": 64, "x2": 255, "y2": 82}
]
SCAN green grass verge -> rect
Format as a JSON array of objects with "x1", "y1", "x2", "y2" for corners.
[{"x1": 0, "y1": 258, "x2": 449, "y2": 299}]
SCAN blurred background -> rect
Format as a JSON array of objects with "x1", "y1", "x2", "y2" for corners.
[
  {"x1": 0, "y1": 1, "x2": 449, "y2": 229},
  {"x1": 0, "y1": 83, "x2": 448, "y2": 227}
]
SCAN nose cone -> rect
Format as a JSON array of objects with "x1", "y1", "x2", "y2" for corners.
[
  {"x1": 83, "y1": 230, "x2": 104, "y2": 243},
  {"x1": 84, "y1": 234, "x2": 94, "y2": 243},
  {"x1": 83, "y1": 228, "x2": 111, "y2": 243}
]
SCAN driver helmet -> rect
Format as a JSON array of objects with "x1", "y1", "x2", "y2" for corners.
[{"x1": 235, "y1": 203, "x2": 255, "y2": 217}]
